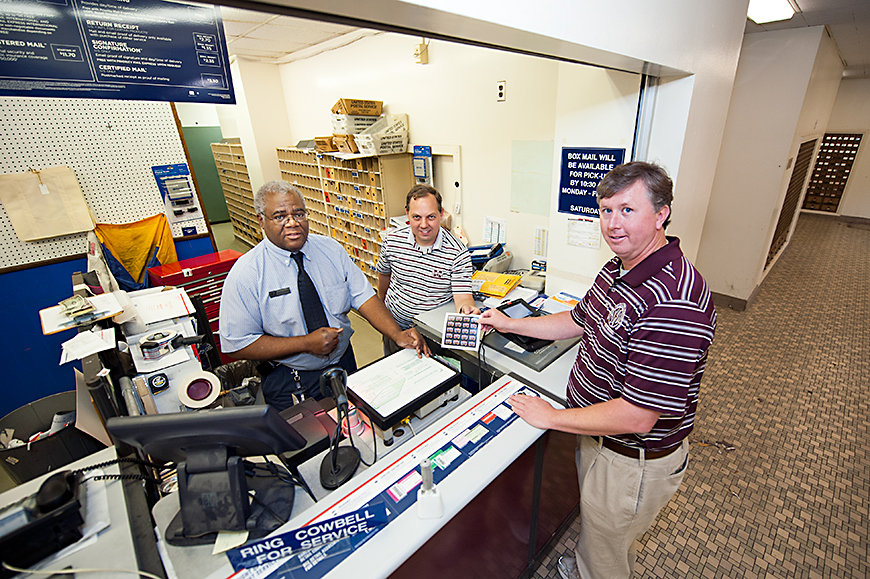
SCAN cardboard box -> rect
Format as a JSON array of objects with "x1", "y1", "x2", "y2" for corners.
[
  {"x1": 331, "y1": 114, "x2": 380, "y2": 134},
  {"x1": 355, "y1": 134, "x2": 409, "y2": 156},
  {"x1": 331, "y1": 99, "x2": 383, "y2": 116},
  {"x1": 314, "y1": 136, "x2": 338, "y2": 152},
  {"x1": 360, "y1": 113, "x2": 408, "y2": 136},
  {"x1": 332, "y1": 134, "x2": 359, "y2": 154},
  {"x1": 354, "y1": 113, "x2": 409, "y2": 156}
]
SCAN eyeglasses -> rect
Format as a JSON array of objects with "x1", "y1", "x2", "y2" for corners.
[{"x1": 263, "y1": 209, "x2": 308, "y2": 226}]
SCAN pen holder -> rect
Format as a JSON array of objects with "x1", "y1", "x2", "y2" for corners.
[{"x1": 416, "y1": 486, "x2": 444, "y2": 519}]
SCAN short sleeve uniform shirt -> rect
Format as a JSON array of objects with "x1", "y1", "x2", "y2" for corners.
[{"x1": 219, "y1": 234, "x2": 375, "y2": 370}]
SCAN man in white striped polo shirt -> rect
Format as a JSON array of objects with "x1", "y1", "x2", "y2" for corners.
[
  {"x1": 377, "y1": 184, "x2": 479, "y2": 355},
  {"x1": 480, "y1": 162, "x2": 716, "y2": 579}
]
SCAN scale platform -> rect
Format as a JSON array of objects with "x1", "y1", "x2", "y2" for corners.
[{"x1": 346, "y1": 350, "x2": 461, "y2": 432}]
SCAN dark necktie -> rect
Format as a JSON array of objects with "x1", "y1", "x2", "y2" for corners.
[{"x1": 292, "y1": 252, "x2": 329, "y2": 332}]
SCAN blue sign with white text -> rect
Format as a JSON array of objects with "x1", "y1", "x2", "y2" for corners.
[
  {"x1": 0, "y1": 0, "x2": 234, "y2": 104},
  {"x1": 226, "y1": 503, "x2": 390, "y2": 572},
  {"x1": 558, "y1": 147, "x2": 625, "y2": 216}
]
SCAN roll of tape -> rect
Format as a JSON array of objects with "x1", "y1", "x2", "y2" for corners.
[
  {"x1": 143, "y1": 330, "x2": 177, "y2": 344},
  {"x1": 177, "y1": 371, "x2": 221, "y2": 409}
]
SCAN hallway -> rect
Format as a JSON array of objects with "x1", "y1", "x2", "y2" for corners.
[{"x1": 532, "y1": 213, "x2": 870, "y2": 578}]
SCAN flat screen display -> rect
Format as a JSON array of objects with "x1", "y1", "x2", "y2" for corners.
[{"x1": 500, "y1": 300, "x2": 535, "y2": 319}]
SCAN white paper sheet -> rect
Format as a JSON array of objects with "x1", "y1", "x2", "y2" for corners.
[
  {"x1": 347, "y1": 349, "x2": 457, "y2": 418},
  {"x1": 129, "y1": 288, "x2": 195, "y2": 325},
  {"x1": 60, "y1": 328, "x2": 116, "y2": 364}
]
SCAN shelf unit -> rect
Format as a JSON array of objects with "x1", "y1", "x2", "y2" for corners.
[
  {"x1": 276, "y1": 148, "x2": 414, "y2": 286},
  {"x1": 211, "y1": 142, "x2": 261, "y2": 247}
]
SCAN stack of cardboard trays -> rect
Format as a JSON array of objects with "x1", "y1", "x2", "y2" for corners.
[
  {"x1": 354, "y1": 113, "x2": 409, "y2": 156},
  {"x1": 314, "y1": 135, "x2": 338, "y2": 152},
  {"x1": 329, "y1": 99, "x2": 383, "y2": 154}
]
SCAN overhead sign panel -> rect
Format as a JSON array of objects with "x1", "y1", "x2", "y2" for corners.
[{"x1": 0, "y1": 0, "x2": 235, "y2": 104}]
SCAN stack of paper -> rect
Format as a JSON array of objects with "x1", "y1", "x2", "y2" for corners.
[
  {"x1": 540, "y1": 291, "x2": 584, "y2": 313},
  {"x1": 60, "y1": 328, "x2": 116, "y2": 364}
]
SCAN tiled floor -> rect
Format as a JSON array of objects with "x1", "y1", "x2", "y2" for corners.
[
  {"x1": 212, "y1": 220, "x2": 254, "y2": 255},
  {"x1": 530, "y1": 213, "x2": 870, "y2": 578}
]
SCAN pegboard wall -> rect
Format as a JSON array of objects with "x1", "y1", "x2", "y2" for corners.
[{"x1": 0, "y1": 97, "x2": 208, "y2": 269}]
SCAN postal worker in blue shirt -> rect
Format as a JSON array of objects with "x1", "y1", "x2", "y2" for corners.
[{"x1": 219, "y1": 180, "x2": 429, "y2": 411}]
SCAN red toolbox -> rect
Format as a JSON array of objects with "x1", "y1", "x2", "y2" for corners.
[{"x1": 148, "y1": 250, "x2": 243, "y2": 365}]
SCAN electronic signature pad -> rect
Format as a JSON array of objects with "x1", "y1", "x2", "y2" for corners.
[{"x1": 493, "y1": 298, "x2": 553, "y2": 352}]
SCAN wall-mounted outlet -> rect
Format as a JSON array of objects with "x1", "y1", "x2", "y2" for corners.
[
  {"x1": 454, "y1": 202, "x2": 461, "y2": 214},
  {"x1": 496, "y1": 80, "x2": 506, "y2": 102}
]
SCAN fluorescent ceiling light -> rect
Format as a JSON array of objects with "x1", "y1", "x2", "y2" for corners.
[{"x1": 748, "y1": 0, "x2": 796, "y2": 24}]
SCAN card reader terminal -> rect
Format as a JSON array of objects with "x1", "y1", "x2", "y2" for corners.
[{"x1": 494, "y1": 299, "x2": 553, "y2": 352}]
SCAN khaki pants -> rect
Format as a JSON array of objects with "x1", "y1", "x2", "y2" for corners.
[{"x1": 575, "y1": 435, "x2": 689, "y2": 579}]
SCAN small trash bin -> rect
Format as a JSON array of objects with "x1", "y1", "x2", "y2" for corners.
[
  {"x1": 0, "y1": 391, "x2": 106, "y2": 485},
  {"x1": 213, "y1": 360, "x2": 263, "y2": 406}
]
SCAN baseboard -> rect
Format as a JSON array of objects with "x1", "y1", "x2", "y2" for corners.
[
  {"x1": 711, "y1": 292, "x2": 746, "y2": 311},
  {"x1": 712, "y1": 282, "x2": 761, "y2": 312},
  {"x1": 836, "y1": 215, "x2": 870, "y2": 228}
]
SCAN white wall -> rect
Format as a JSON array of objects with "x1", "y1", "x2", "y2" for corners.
[
  {"x1": 546, "y1": 66, "x2": 642, "y2": 297},
  {"x1": 174, "y1": 103, "x2": 221, "y2": 127},
  {"x1": 225, "y1": 58, "x2": 293, "y2": 192},
  {"x1": 249, "y1": 0, "x2": 748, "y2": 292},
  {"x1": 696, "y1": 27, "x2": 843, "y2": 302},
  {"x1": 278, "y1": 34, "x2": 564, "y2": 268},
  {"x1": 828, "y1": 78, "x2": 870, "y2": 218}
]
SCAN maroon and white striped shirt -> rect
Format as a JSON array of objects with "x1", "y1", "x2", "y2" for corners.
[
  {"x1": 568, "y1": 237, "x2": 716, "y2": 450},
  {"x1": 376, "y1": 226, "x2": 473, "y2": 329}
]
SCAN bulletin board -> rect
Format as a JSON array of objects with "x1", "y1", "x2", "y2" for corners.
[{"x1": 0, "y1": 97, "x2": 209, "y2": 270}]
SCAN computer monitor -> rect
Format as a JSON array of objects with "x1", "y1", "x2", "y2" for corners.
[{"x1": 106, "y1": 405, "x2": 307, "y2": 545}]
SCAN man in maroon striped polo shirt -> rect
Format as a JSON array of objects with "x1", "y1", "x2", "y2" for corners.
[{"x1": 480, "y1": 161, "x2": 716, "y2": 579}]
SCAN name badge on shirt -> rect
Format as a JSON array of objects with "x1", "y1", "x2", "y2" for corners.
[{"x1": 268, "y1": 287, "x2": 291, "y2": 298}]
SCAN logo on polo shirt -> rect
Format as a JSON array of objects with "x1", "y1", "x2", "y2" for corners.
[{"x1": 608, "y1": 303, "x2": 626, "y2": 329}]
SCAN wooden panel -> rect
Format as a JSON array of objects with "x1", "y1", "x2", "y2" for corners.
[
  {"x1": 211, "y1": 142, "x2": 260, "y2": 247},
  {"x1": 765, "y1": 139, "x2": 816, "y2": 270},
  {"x1": 801, "y1": 133, "x2": 862, "y2": 213},
  {"x1": 276, "y1": 148, "x2": 413, "y2": 287}
]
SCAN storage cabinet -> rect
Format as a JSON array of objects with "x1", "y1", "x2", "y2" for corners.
[
  {"x1": 211, "y1": 142, "x2": 261, "y2": 247},
  {"x1": 276, "y1": 149, "x2": 414, "y2": 287}
]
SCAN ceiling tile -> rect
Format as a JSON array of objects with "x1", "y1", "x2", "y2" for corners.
[
  {"x1": 217, "y1": 6, "x2": 275, "y2": 24},
  {"x1": 221, "y1": 21, "x2": 263, "y2": 36},
  {"x1": 229, "y1": 37, "x2": 309, "y2": 54},
  {"x1": 244, "y1": 24, "x2": 344, "y2": 45},
  {"x1": 270, "y1": 16, "x2": 357, "y2": 35}
]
